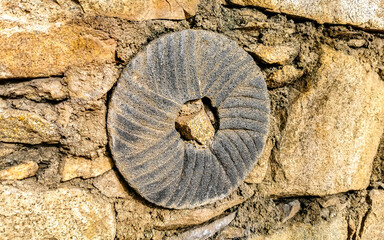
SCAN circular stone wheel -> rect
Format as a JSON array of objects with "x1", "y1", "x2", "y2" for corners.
[{"x1": 108, "y1": 30, "x2": 270, "y2": 209}]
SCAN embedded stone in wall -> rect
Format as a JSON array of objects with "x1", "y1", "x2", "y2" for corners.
[
  {"x1": 0, "y1": 161, "x2": 38, "y2": 180},
  {"x1": 0, "y1": 109, "x2": 60, "y2": 144},
  {"x1": 57, "y1": 100, "x2": 108, "y2": 158},
  {"x1": 247, "y1": 43, "x2": 299, "y2": 65},
  {"x1": 0, "y1": 185, "x2": 116, "y2": 240},
  {"x1": 0, "y1": 78, "x2": 69, "y2": 101},
  {"x1": 259, "y1": 46, "x2": 384, "y2": 197},
  {"x1": 0, "y1": 24, "x2": 116, "y2": 79},
  {"x1": 64, "y1": 64, "x2": 120, "y2": 101},
  {"x1": 267, "y1": 65, "x2": 304, "y2": 89},
  {"x1": 61, "y1": 155, "x2": 113, "y2": 181},
  {"x1": 227, "y1": 0, "x2": 384, "y2": 31},
  {"x1": 360, "y1": 190, "x2": 384, "y2": 240},
  {"x1": 245, "y1": 138, "x2": 274, "y2": 184},
  {"x1": 250, "y1": 216, "x2": 347, "y2": 240},
  {"x1": 78, "y1": 0, "x2": 200, "y2": 21},
  {"x1": 93, "y1": 170, "x2": 130, "y2": 198},
  {"x1": 108, "y1": 30, "x2": 270, "y2": 209}
]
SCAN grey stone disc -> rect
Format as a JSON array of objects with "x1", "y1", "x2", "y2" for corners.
[{"x1": 107, "y1": 30, "x2": 270, "y2": 209}]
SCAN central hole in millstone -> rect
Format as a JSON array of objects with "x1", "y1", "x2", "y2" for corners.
[{"x1": 175, "y1": 97, "x2": 219, "y2": 147}]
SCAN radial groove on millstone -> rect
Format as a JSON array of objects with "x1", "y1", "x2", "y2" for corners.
[{"x1": 108, "y1": 30, "x2": 270, "y2": 209}]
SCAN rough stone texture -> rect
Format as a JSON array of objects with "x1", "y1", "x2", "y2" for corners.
[
  {"x1": 57, "y1": 100, "x2": 108, "y2": 158},
  {"x1": 247, "y1": 43, "x2": 299, "y2": 65},
  {"x1": 0, "y1": 109, "x2": 60, "y2": 144},
  {"x1": 267, "y1": 65, "x2": 304, "y2": 88},
  {"x1": 93, "y1": 170, "x2": 130, "y2": 198},
  {"x1": 170, "y1": 212, "x2": 236, "y2": 240},
  {"x1": 259, "y1": 46, "x2": 384, "y2": 197},
  {"x1": 0, "y1": 185, "x2": 116, "y2": 240},
  {"x1": 0, "y1": 161, "x2": 38, "y2": 180},
  {"x1": 78, "y1": 0, "x2": 201, "y2": 21},
  {"x1": 175, "y1": 100, "x2": 215, "y2": 145},
  {"x1": 227, "y1": 0, "x2": 384, "y2": 31},
  {"x1": 360, "y1": 190, "x2": 384, "y2": 240},
  {"x1": 108, "y1": 29, "x2": 270, "y2": 209},
  {"x1": 250, "y1": 216, "x2": 347, "y2": 240},
  {"x1": 0, "y1": 24, "x2": 116, "y2": 79},
  {"x1": 64, "y1": 64, "x2": 120, "y2": 101},
  {"x1": 0, "y1": 78, "x2": 68, "y2": 101},
  {"x1": 115, "y1": 184, "x2": 253, "y2": 239},
  {"x1": 61, "y1": 155, "x2": 113, "y2": 181}
]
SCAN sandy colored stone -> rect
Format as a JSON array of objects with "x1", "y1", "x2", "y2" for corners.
[
  {"x1": 0, "y1": 78, "x2": 68, "y2": 101},
  {"x1": 227, "y1": 0, "x2": 384, "y2": 31},
  {"x1": 115, "y1": 184, "x2": 253, "y2": 239},
  {"x1": 247, "y1": 43, "x2": 299, "y2": 65},
  {"x1": 267, "y1": 65, "x2": 304, "y2": 88},
  {"x1": 250, "y1": 216, "x2": 347, "y2": 240},
  {"x1": 0, "y1": 109, "x2": 60, "y2": 144},
  {"x1": 0, "y1": 185, "x2": 115, "y2": 240},
  {"x1": 61, "y1": 155, "x2": 114, "y2": 181},
  {"x1": 259, "y1": 46, "x2": 384, "y2": 197},
  {"x1": 175, "y1": 100, "x2": 215, "y2": 146},
  {"x1": 360, "y1": 190, "x2": 384, "y2": 240},
  {"x1": 245, "y1": 138, "x2": 273, "y2": 184},
  {"x1": 0, "y1": 17, "x2": 116, "y2": 79},
  {"x1": 78, "y1": 0, "x2": 200, "y2": 21},
  {"x1": 170, "y1": 212, "x2": 236, "y2": 240},
  {"x1": 0, "y1": 161, "x2": 38, "y2": 180},
  {"x1": 93, "y1": 170, "x2": 130, "y2": 198},
  {"x1": 57, "y1": 100, "x2": 108, "y2": 158},
  {"x1": 65, "y1": 64, "x2": 120, "y2": 100}
]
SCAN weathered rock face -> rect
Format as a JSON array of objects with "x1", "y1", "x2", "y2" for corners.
[
  {"x1": 61, "y1": 155, "x2": 113, "y2": 181},
  {"x1": 0, "y1": 161, "x2": 38, "y2": 180},
  {"x1": 0, "y1": 0, "x2": 116, "y2": 79},
  {"x1": 0, "y1": 185, "x2": 116, "y2": 240},
  {"x1": 250, "y1": 216, "x2": 348, "y2": 240},
  {"x1": 0, "y1": 109, "x2": 60, "y2": 144},
  {"x1": 78, "y1": 0, "x2": 201, "y2": 21},
  {"x1": 360, "y1": 190, "x2": 384, "y2": 240},
  {"x1": 227, "y1": 0, "x2": 384, "y2": 31},
  {"x1": 259, "y1": 46, "x2": 384, "y2": 197}
]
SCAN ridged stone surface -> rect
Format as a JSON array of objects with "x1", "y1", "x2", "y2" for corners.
[{"x1": 108, "y1": 30, "x2": 270, "y2": 209}]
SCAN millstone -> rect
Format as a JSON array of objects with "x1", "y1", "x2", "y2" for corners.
[{"x1": 107, "y1": 30, "x2": 270, "y2": 209}]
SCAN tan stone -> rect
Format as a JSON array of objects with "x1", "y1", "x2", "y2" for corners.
[
  {"x1": 0, "y1": 161, "x2": 38, "y2": 180},
  {"x1": 259, "y1": 46, "x2": 384, "y2": 197},
  {"x1": 93, "y1": 170, "x2": 130, "y2": 198},
  {"x1": 360, "y1": 190, "x2": 384, "y2": 240},
  {"x1": 57, "y1": 100, "x2": 108, "y2": 158},
  {"x1": 0, "y1": 185, "x2": 116, "y2": 240},
  {"x1": 61, "y1": 155, "x2": 114, "y2": 181},
  {"x1": 115, "y1": 184, "x2": 253, "y2": 239},
  {"x1": 0, "y1": 78, "x2": 68, "y2": 101},
  {"x1": 267, "y1": 65, "x2": 304, "y2": 88},
  {"x1": 175, "y1": 100, "x2": 215, "y2": 146},
  {"x1": 0, "y1": 109, "x2": 60, "y2": 144},
  {"x1": 250, "y1": 216, "x2": 347, "y2": 240},
  {"x1": 247, "y1": 43, "x2": 299, "y2": 65},
  {"x1": 227, "y1": 0, "x2": 384, "y2": 31},
  {"x1": 65, "y1": 64, "x2": 120, "y2": 100},
  {"x1": 78, "y1": 0, "x2": 200, "y2": 21},
  {"x1": 0, "y1": 23, "x2": 116, "y2": 79},
  {"x1": 245, "y1": 138, "x2": 273, "y2": 184}
]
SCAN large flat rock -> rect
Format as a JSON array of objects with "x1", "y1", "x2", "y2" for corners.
[
  {"x1": 0, "y1": 185, "x2": 116, "y2": 239},
  {"x1": 227, "y1": 0, "x2": 384, "y2": 31},
  {"x1": 78, "y1": 0, "x2": 200, "y2": 21},
  {"x1": 260, "y1": 46, "x2": 384, "y2": 197}
]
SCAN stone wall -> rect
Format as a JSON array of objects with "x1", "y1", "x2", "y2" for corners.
[{"x1": 0, "y1": 0, "x2": 384, "y2": 239}]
